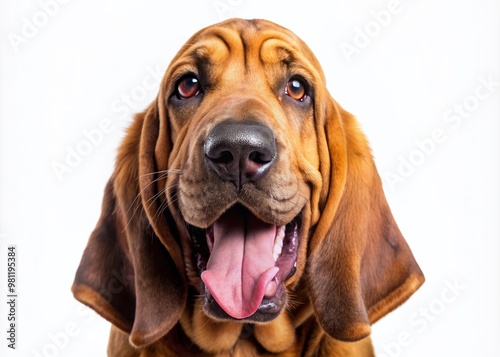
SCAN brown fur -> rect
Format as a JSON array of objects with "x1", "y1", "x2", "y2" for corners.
[{"x1": 72, "y1": 19, "x2": 424, "y2": 356}]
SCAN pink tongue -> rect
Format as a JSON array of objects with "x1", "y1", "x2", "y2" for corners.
[{"x1": 201, "y1": 208, "x2": 279, "y2": 319}]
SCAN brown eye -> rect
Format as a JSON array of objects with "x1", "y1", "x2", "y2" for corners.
[
  {"x1": 177, "y1": 75, "x2": 200, "y2": 99},
  {"x1": 285, "y1": 77, "x2": 307, "y2": 101}
]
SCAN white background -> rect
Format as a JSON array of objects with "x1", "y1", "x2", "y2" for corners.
[{"x1": 1, "y1": 0, "x2": 499, "y2": 356}]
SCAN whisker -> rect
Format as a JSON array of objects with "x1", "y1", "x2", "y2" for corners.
[
  {"x1": 124, "y1": 173, "x2": 168, "y2": 218},
  {"x1": 137, "y1": 169, "x2": 183, "y2": 179},
  {"x1": 152, "y1": 186, "x2": 181, "y2": 222},
  {"x1": 153, "y1": 198, "x2": 170, "y2": 222},
  {"x1": 154, "y1": 194, "x2": 181, "y2": 221},
  {"x1": 146, "y1": 188, "x2": 168, "y2": 210},
  {"x1": 122, "y1": 170, "x2": 181, "y2": 232}
]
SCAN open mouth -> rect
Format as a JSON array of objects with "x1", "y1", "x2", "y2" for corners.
[{"x1": 188, "y1": 204, "x2": 300, "y2": 322}]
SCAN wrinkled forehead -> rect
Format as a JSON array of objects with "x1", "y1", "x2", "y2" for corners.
[{"x1": 165, "y1": 19, "x2": 325, "y2": 81}]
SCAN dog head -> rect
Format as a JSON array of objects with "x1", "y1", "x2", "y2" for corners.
[{"x1": 73, "y1": 18, "x2": 424, "y2": 354}]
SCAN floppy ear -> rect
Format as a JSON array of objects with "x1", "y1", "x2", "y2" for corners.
[
  {"x1": 72, "y1": 180, "x2": 135, "y2": 333},
  {"x1": 308, "y1": 96, "x2": 424, "y2": 341},
  {"x1": 72, "y1": 100, "x2": 187, "y2": 348}
]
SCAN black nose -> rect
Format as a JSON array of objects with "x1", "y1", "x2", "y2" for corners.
[{"x1": 204, "y1": 120, "x2": 276, "y2": 189}]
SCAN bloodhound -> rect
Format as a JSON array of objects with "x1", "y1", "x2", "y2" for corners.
[{"x1": 72, "y1": 18, "x2": 424, "y2": 356}]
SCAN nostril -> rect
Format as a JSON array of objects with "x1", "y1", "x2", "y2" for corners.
[
  {"x1": 208, "y1": 150, "x2": 234, "y2": 164},
  {"x1": 248, "y1": 151, "x2": 272, "y2": 165}
]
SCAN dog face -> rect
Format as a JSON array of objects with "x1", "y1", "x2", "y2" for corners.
[
  {"x1": 163, "y1": 20, "x2": 324, "y2": 324},
  {"x1": 73, "y1": 18, "x2": 424, "y2": 356}
]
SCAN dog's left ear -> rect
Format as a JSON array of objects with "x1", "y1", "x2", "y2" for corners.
[{"x1": 308, "y1": 96, "x2": 424, "y2": 342}]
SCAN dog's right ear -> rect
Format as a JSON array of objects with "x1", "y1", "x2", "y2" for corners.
[
  {"x1": 72, "y1": 179, "x2": 136, "y2": 333},
  {"x1": 72, "y1": 102, "x2": 188, "y2": 348}
]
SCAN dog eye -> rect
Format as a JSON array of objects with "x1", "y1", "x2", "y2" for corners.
[
  {"x1": 285, "y1": 77, "x2": 307, "y2": 101},
  {"x1": 176, "y1": 75, "x2": 201, "y2": 99}
]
